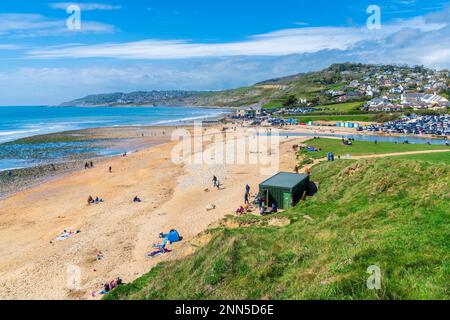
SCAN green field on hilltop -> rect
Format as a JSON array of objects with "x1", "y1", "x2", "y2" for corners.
[
  {"x1": 313, "y1": 101, "x2": 365, "y2": 113},
  {"x1": 300, "y1": 138, "x2": 450, "y2": 159},
  {"x1": 388, "y1": 151, "x2": 450, "y2": 165},
  {"x1": 105, "y1": 159, "x2": 450, "y2": 300},
  {"x1": 287, "y1": 114, "x2": 375, "y2": 122}
]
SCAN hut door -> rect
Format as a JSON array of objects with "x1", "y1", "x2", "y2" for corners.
[{"x1": 283, "y1": 192, "x2": 292, "y2": 210}]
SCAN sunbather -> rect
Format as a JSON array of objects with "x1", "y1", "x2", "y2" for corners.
[
  {"x1": 236, "y1": 206, "x2": 245, "y2": 215},
  {"x1": 259, "y1": 206, "x2": 266, "y2": 215},
  {"x1": 270, "y1": 203, "x2": 278, "y2": 213}
]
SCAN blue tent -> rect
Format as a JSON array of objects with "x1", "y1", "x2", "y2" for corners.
[{"x1": 167, "y1": 229, "x2": 181, "y2": 243}]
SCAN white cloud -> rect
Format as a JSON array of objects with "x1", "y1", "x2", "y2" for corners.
[
  {"x1": 23, "y1": 12, "x2": 447, "y2": 61},
  {"x1": 0, "y1": 13, "x2": 116, "y2": 37},
  {"x1": 2, "y1": 6, "x2": 450, "y2": 105},
  {"x1": 49, "y1": 2, "x2": 122, "y2": 11}
]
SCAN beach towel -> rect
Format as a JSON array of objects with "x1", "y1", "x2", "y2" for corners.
[
  {"x1": 55, "y1": 230, "x2": 80, "y2": 241},
  {"x1": 146, "y1": 248, "x2": 171, "y2": 258},
  {"x1": 56, "y1": 233, "x2": 71, "y2": 241}
]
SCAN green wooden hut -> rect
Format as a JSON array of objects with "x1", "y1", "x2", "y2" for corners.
[{"x1": 259, "y1": 172, "x2": 310, "y2": 209}]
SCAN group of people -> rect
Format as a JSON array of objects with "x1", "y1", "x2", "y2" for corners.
[
  {"x1": 96, "y1": 277, "x2": 123, "y2": 296},
  {"x1": 342, "y1": 137, "x2": 354, "y2": 146},
  {"x1": 236, "y1": 184, "x2": 280, "y2": 216},
  {"x1": 87, "y1": 195, "x2": 103, "y2": 205},
  {"x1": 84, "y1": 161, "x2": 94, "y2": 169},
  {"x1": 255, "y1": 195, "x2": 277, "y2": 215}
]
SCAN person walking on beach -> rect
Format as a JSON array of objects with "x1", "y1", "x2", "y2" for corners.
[
  {"x1": 212, "y1": 176, "x2": 219, "y2": 189},
  {"x1": 7, "y1": 170, "x2": 13, "y2": 177},
  {"x1": 245, "y1": 184, "x2": 251, "y2": 194},
  {"x1": 244, "y1": 192, "x2": 249, "y2": 205},
  {"x1": 90, "y1": 161, "x2": 94, "y2": 168},
  {"x1": 109, "y1": 166, "x2": 112, "y2": 173}
]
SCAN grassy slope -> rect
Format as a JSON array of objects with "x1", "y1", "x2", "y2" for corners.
[
  {"x1": 389, "y1": 152, "x2": 450, "y2": 165},
  {"x1": 312, "y1": 101, "x2": 365, "y2": 113},
  {"x1": 106, "y1": 159, "x2": 450, "y2": 300},
  {"x1": 300, "y1": 138, "x2": 450, "y2": 159},
  {"x1": 288, "y1": 114, "x2": 376, "y2": 122}
]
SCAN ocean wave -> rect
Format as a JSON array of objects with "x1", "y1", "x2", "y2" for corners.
[{"x1": 151, "y1": 113, "x2": 226, "y2": 125}]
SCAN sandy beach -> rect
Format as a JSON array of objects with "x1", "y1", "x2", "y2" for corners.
[{"x1": 0, "y1": 125, "x2": 305, "y2": 300}]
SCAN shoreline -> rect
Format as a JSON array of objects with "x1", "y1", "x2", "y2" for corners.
[
  {"x1": 0, "y1": 105, "x2": 232, "y2": 145},
  {"x1": 0, "y1": 125, "x2": 303, "y2": 300},
  {"x1": 0, "y1": 126, "x2": 182, "y2": 199},
  {"x1": 2, "y1": 121, "x2": 447, "y2": 199}
]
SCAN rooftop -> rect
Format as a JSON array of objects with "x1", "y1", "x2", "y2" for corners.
[{"x1": 260, "y1": 172, "x2": 309, "y2": 189}]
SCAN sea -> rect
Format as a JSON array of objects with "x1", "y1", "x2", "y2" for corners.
[{"x1": 0, "y1": 106, "x2": 229, "y2": 171}]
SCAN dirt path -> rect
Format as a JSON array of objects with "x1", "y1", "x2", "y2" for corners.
[
  {"x1": 304, "y1": 149, "x2": 450, "y2": 172},
  {"x1": 348, "y1": 149, "x2": 450, "y2": 159}
]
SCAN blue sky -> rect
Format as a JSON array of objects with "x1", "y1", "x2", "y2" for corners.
[{"x1": 0, "y1": 0, "x2": 449, "y2": 105}]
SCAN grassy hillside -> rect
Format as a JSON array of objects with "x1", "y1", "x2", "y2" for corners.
[
  {"x1": 389, "y1": 152, "x2": 450, "y2": 165},
  {"x1": 312, "y1": 101, "x2": 365, "y2": 113},
  {"x1": 287, "y1": 114, "x2": 376, "y2": 123},
  {"x1": 105, "y1": 159, "x2": 450, "y2": 300}
]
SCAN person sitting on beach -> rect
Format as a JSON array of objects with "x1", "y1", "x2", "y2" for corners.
[
  {"x1": 88, "y1": 195, "x2": 94, "y2": 205},
  {"x1": 270, "y1": 203, "x2": 278, "y2": 214},
  {"x1": 95, "y1": 197, "x2": 103, "y2": 204},
  {"x1": 236, "y1": 206, "x2": 245, "y2": 215},
  {"x1": 133, "y1": 196, "x2": 141, "y2": 203},
  {"x1": 7, "y1": 170, "x2": 13, "y2": 177},
  {"x1": 259, "y1": 206, "x2": 266, "y2": 215},
  {"x1": 96, "y1": 251, "x2": 104, "y2": 260}
]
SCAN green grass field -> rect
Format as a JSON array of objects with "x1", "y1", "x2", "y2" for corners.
[
  {"x1": 105, "y1": 159, "x2": 450, "y2": 300},
  {"x1": 388, "y1": 152, "x2": 450, "y2": 165},
  {"x1": 288, "y1": 114, "x2": 375, "y2": 122},
  {"x1": 313, "y1": 101, "x2": 365, "y2": 113},
  {"x1": 300, "y1": 138, "x2": 450, "y2": 159}
]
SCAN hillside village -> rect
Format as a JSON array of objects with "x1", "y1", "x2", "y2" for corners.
[
  {"x1": 231, "y1": 65, "x2": 450, "y2": 137},
  {"x1": 258, "y1": 64, "x2": 449, "y2": 112}
]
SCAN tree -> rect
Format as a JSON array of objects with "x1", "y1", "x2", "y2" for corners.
[{"x1": 283, "y1": 95, "x2": 298, "y2": 107}]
